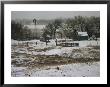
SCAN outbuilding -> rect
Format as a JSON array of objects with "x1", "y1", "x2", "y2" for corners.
[{"x1": 78, "y1": 32, "x2": 88, "y2": 41}]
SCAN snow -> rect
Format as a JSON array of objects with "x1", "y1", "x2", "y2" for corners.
[
  {"x1": 11, "y1": 66, "x2": 28, "y2": 77},
  {"x1": 74, "y1": 41, "x2": 100, "y2": 47},
  {"x1": 12, "y1": 39, "x2": 99, "y2": 48},
  {"x1": 11, "y1": 39, "x2": 100, "y2": 58},
  {"x1": 78, "y1": 32, "x2": 88, "y2": 36},
  {"x1": 45, "y1": 49, "x2": 61, "y2": 55},
  {"x1": 11, "y1": 62, "x2": 100, "y2": 77},
  {"x1": 24, "y1": 25, "x2": 46, "y2": 29},
  {"x1": 11, "y1": 39, "x2": 100, "y2": 77}
]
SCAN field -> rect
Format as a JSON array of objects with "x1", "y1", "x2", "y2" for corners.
[{"x1": 11, "y1": 39, "x2": 100, "y2": 77}]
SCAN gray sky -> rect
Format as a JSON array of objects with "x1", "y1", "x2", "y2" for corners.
[{"x1": 11, "y1": 11, "x2": 100, "y2": 20}]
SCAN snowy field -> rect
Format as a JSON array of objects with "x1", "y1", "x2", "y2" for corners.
[
  {"x1": 11, "y1": 39, "x2": 100, "y2": 77},
  {"x1": 12, "y1": 62, "x2": 100, "y2": 77}
]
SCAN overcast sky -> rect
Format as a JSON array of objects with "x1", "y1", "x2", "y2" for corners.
[{"x1": 11, "y1": 11, "x2": 100, "y2": 20}]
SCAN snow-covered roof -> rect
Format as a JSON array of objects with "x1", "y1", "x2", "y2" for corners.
[{"x1": 78, "y1": 32, "x2": 88, "y2": 36}]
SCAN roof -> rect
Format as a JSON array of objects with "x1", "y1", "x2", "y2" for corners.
[{"x1": 78, "y1": 32, "x2": 88, "y2": 36}]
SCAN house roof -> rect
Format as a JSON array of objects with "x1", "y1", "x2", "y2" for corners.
[{"x1": 78, "y1": 32, "x2": 88, "y2": 36}]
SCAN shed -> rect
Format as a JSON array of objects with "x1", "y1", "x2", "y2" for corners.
[{"x1": 78, "y1": 32, "x2": 88, "y2": 41}]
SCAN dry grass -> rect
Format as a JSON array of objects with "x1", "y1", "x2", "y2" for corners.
[
  {"x1": 11, "y1": 54, "x2": 100, "y2": 68},
  {"x1": 11, "y1": 45, "x2": 100, "y2": 68}
]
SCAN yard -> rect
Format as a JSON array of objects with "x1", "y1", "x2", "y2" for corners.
[{"x1": 11, "y1": 39, "x2": 100, "y2": 77}]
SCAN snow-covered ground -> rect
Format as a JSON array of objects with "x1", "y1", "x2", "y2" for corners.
[
  {"x1": 11, "y1": 39, "x2": 99, "y2": 56},
  {"x1": 11, "y1": 39, "x2": 100, "y2": 77},
  {"x1": 12, "y1": 39, "x2": 100, "y2": 48},
  {"x1": 12, "y1": 62, "x2": 100, "y2": 77}
]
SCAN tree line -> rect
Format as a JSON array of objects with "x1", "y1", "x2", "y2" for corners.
[
  {"x1": 11, "y1": 16, "x2": 100, "y2": 41},
  {"x1": 43, "y1": 16, "x2": 100, "y2": 40},
  {"x1": 11, "y1": 20, "x2": 39, "y2": 40}
]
